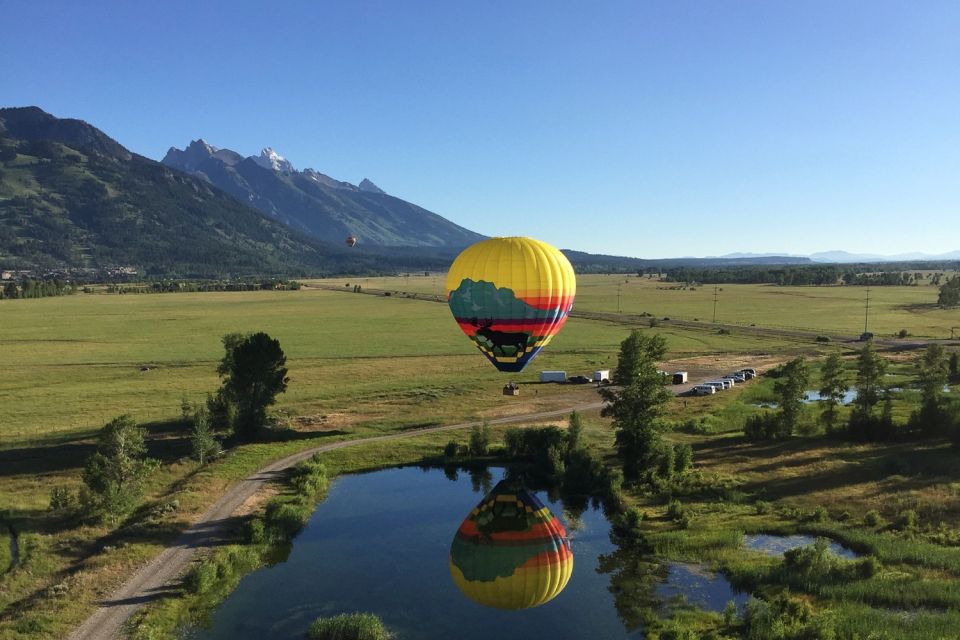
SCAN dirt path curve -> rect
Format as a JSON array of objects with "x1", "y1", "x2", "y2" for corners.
[{"x1": 68, "y1": 400, "x2": 606, "y2": 640}]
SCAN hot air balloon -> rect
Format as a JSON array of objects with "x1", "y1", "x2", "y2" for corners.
[
  {"x1": 449, "y1": 480, "x2": 573, "y2": 609},
  {"x1": 345, "y1": 235, "x2": 358, "y2": 247},
  {"x1": 446, "y1": 237, "x2": 576, "y2": 372}
]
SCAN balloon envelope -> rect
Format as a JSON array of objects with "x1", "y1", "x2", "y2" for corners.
[
  {"x1": 449, "y1": 480, "x2": 574, "y2": 610},
  {"x1": 446, "y1": 237, "x2": 576, "y2": 372},
  {"x1": 345, "y1": 235, "x2": 358, "y2": 247}
]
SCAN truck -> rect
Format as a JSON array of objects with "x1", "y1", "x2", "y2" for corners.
[
  {"x1": 540, "y1": 371, "x2": 567, "y2": 383},
  {"x1": 672, "y1": 371, "x2": 688, "y2": 385},
  {"x1": 593, "y1": 370, "x2": 610, "y2": 383}
]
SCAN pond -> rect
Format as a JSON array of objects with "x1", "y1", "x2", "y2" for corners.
[
  {"x1": 743, "y1": 534, "x2": 859, "y2": 559},
  {"x1": 182, "y1": 466, "x2": 748, "y2": 639}
]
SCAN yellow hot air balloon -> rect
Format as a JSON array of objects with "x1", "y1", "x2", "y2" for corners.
[
  {"x1": 446, "y1": 237, "x2": 576, "y2": 372},
  {"x1": 449, "y1": 480, "x2": 574, "y2": 609}
]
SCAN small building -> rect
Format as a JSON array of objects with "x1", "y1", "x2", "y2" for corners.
[
  {"x1": 672, "y1": 371, "x2": 688, "y2": 385},
  {"x1": 540, "y1": 371, "x2": 567, "y2": 383}
]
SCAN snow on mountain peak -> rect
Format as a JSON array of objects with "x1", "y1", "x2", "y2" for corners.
[{"x1": 252, "y1": 147, "x2": 295, "y2": 173}]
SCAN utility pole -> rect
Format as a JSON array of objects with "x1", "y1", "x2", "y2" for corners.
[
  {"x1": 712, "y1": 284, "x2": 719, "y2": 324},
  {"x1": 864, "y1": 287, "x2": 871, "y2": 334}
]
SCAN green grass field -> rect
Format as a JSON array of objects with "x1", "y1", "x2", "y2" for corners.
[
  {"x1": 1, "y1": 276, "x2": 958, "y2": 639},
  {"x1": 319, "y1": 273, "x2": 959, "y2": 338}
]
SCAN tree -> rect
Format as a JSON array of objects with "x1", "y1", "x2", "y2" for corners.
[
  {"x1": 81, "y1": 415, "x2": 157, "y2": 520},
  {"x1": 818, "y1": 353, "x2": 847, "y2": 435},
  {"x1": 468, "y1": 422, "x2": 491, "y2": 456},
  {"x1": 938, "y1": 277, "x2": 960, "y2": 308},
  {"x1": 567, "y1": 411, "x2": 585, "y2": 452},
  {"x1": 190, "y1": 407, "x2": 221, "y2": 465},
  {"x1": 849, "y1": 343, "x2": 888, "y2": 439},
  {"x1": 909, "y1": 343, "x2": 951, "y2": 436},
  {"x1": 949, "y1": 351, "x2": 959, "y2": 383},
  {"x1": 217, "y1": 332, "x2": 289, "y2": 440},
  {"x1": 774, "y1": 358, "x2": 809, "y2": 438},
  {"x1": 600, "y1": 330, "x2": 672, "y2": 478}
]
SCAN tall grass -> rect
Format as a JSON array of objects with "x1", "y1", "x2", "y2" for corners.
[{"x1": 308, "y1": 613, "x2": 390, "y2": 640}]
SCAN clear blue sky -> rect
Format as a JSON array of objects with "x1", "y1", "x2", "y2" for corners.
[{"x1": 2, "y1": 1, "x2": 958, "y2": 258}]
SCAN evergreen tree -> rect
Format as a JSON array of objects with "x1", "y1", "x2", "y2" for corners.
[
  {"x1": 818, "y1": 353, "x2": 847, "y2": 434},
  {"x1": 600, "y1": 330, "x2": 672, "y2": 478},
  {"x1": 774, "y1": 358, "x2": 809, "y2": 437},
  {"x1": 217, "y1": 332, "x2": 289, "y2": 440},
  {"x1": 938, "y1": 276, "x2": 960, "y2": 308},
  {"x1": 849, "y1": 343, "x2": 888, "y2": 439},
  {"x1": 910, "y1": 343, "x2": 951, "y2": 436}
]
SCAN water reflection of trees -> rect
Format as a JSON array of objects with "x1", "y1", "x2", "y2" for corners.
[{"x1": 597, "y1": 536, "x2": 664, "y2": 633}]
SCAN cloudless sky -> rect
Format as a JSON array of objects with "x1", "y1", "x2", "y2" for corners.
[{"x1": 2, "y1": 1, "x2": 958, "y2": 257}]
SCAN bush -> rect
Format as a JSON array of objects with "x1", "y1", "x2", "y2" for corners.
[
  {"x1": 673, "y1": 443, "x2": 693, "y2": 474},
  {"x1": 468, "y1": 422, "x2": 491, "y2": 456},
  {"x1": 897, "y1": 509, "x2": 918, "y2": 530},
  {"x1": 898, "y1": 329, "x2": 909, "y2": 338},
  {"x1": 864, "y1": 509, "x2": 885, "y2": 527},
  {"x1": 857, "y1": 556, "x2": 882, "y2": 578},
  {"x1": 755, "y1": 500, "x2": 772, "y2": 515},
  {"x1": 811, "y1": 505, "x2": 829, "y2": 522},
  {"x1": 744, "y1": 412, "x2": 781, "y2": 441},
  {"x1": 308, "y1": 613, "x2": 389, "y2": 640},
  {"x1": 666, "y1": 499, "x2": 685, "y2": 521},
  {"x1": 816, "y1": 335, "x2": 831, "y2": 343},
  {"x1": 49, "y1": 486, "x2": 78, "y2": 512}
]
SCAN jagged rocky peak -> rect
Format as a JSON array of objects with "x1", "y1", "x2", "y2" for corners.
[
  {"x1": 163, "y1": 139, "x2": 221, "y2": 171},
  {"x1": 359, "y1": 178, "x2": 386, "y2": 194},
  {"x1": 252, "y1": 147, "x2": 295, "y2": 173}
]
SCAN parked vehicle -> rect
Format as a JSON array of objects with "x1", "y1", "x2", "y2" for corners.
[
  {"x1": 593, "y1": 370, "x2": 610, "y2": 383},
  {"x1": 540, "y1": 371, "x2": 567, "y2": 383},
  {"x1": 720, "y1": 375, "x2": 737, "y2": 385},
  {"x1": 672, "y1": 371, "x2": 688, "y2": 384},
  {"x1": 568, "y1": 375, "x2": 591, "y2": 384},
  {"x1": 692, "y1": 384, "x2": 716, "y2": 395},
  {"x1": 738, "y1": 368, "x2": 756, "y2": 379},
  {"x1": 704, "y1": 381, "x2": 726, "y2": 392},
  {"x1": 718, "y1": 379, "x2": 735, "y2": 389}
]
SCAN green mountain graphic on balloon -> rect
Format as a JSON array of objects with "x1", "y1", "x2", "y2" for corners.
[{"x1": 448, "y1": 279, "x2": 565, "y2": 371}]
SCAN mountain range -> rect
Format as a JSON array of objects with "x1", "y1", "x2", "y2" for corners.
[
  {"x1": 0, "y1": 107, "x2": 450, "y2": 276},
  {"x1": 161, "y1": 139, "x2": 483, "y2": 248},
  {"x1": 1, "y1": 106, "x2": 956, "y2": 277}
]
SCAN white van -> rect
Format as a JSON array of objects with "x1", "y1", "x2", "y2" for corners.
[
  {"x1": 693, "y1": 384, "x2": 716, "y2": 395},
  {"x1": 705, "y1": 381, "x2": 726, "y2": 392}
]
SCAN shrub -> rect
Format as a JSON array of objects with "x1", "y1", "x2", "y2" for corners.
[
  {"x1": 49, "y1": 486, "x2": 78, "y2": 512},
  {"x1": 744, "y1": 412, "x2": 781, "y2": 441},
  {"x1": 811, "y1": 505, "x2": 829, "y2": 522},
  {"x1": 468, "y1": 422, "x2": 491, "y2": 456},
  {"x1": 443, "y1": 440, "x2": 459, "y2": 458},
  {"x1": 816, "y1": 335, "x2": 831, "y2": 343},
  {"x1": 666, "y1": 499, "x2": 685, "y2": 521},
  {"x1": 896, "y1": 509, "x2": 918, "y2": 530},
  {"x1": 864, "y1": 510, "x2": 885, "y2": 527},
  {"x1": 673, "y1": 443, "x2": 693, "y2": 474},
  {"x1": 308, "y1": 613, "x2": 389, "y2": 640},
  {"x1": 898, "y1": 329, "x2": 909, "y2": 338},
  {"x1": 755, "y1": 500, "x2": 772, "y2": 515},
  {"x1": 857, "y1": 556, "x2": 882, "y2": 578}
]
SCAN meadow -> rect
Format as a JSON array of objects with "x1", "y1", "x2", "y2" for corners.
[{"x1": 0, "y1": 275, "x2": 958, "y2": 639}]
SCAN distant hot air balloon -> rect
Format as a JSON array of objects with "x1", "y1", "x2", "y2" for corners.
[
  {"x1": 346, "y1": 235, "x2": 358, "y2": 247},
  {"x1": 446, "y1": 237, "x2": 576, "y2": 372},
  {"x1": 449, "y1": 480, "x2": 573, "y2": 610}
]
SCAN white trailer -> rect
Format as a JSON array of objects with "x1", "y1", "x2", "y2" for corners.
[
  {"x1": 672, "y1": 371, "x2": 688, "y2": 385},
  {"x1": 593, "y1": 370, "x2": 610, "y2": 383},
  {"x1": 540, "y1": 371, "x2": 567, "y2": 383}
]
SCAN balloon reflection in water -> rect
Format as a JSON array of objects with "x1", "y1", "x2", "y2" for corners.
[{"x1": 449, "y1": 480, "x2": 573, "y2": 609}]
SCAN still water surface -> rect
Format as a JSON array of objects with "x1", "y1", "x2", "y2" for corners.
[
  {"x1": 184, "y1": 466, "x2": 752, "y2": 639},
  {"x1": 184, "y1": 466, "x2": 632, "y2": 639}
]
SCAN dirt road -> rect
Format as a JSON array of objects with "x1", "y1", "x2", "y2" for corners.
[{"x1": 67, "y1": 401, "x2": 607, "y2": 640}]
